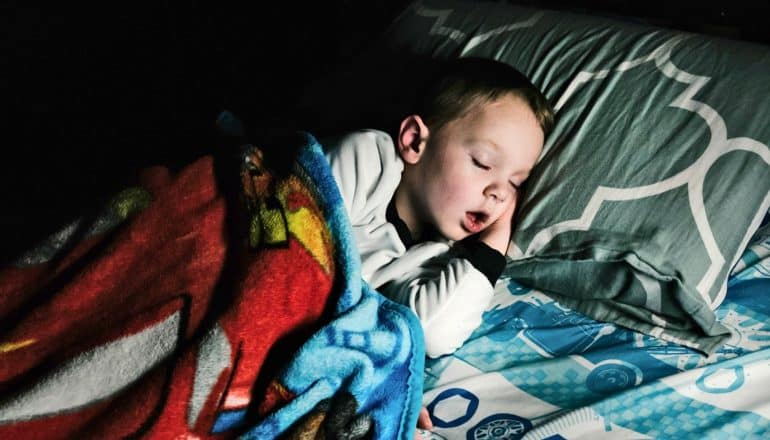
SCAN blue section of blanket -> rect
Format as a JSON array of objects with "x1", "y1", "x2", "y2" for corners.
[{"x1": 236, "y1": 132, "x2": 426, "y2": 439}]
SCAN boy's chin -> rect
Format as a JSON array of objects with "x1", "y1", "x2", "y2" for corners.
[{"x1": 441, "y1": 225, "x2": 475, "y2": 242}]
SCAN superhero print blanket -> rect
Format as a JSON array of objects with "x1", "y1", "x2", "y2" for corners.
[{"x1": 0, "y1": 127, "x2": 425, "y2": 439}]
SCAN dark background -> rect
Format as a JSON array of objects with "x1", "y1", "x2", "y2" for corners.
[
  {"x1": 5, "y1": 2, "x2": 411, "y2": 262},
  {"x1": 5, "y1": 1, "x2": 769, "y2": 262}
]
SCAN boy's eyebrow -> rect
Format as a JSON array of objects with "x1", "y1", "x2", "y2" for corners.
[{"x1": 472, "y1": 138, "x2": 502, "y2": 154}]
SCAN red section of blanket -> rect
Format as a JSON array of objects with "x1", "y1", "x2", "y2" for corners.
[{"x1": 0, "y1": 155, "x2": 334, "y2": 438}]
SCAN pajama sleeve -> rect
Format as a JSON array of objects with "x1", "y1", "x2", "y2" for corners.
[{"x1": 377, "y1": 241, "x2": 505, "y2": 358}]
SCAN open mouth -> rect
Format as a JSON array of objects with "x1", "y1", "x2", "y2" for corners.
[{"x1": 463, "y1": 211, "x2": 488, "y2": 234}]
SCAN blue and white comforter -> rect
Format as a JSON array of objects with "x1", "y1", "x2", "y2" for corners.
[{"x1": 422, "y1": 214, "x2": 770, "y2": 439}]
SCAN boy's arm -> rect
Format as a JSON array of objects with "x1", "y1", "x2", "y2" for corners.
[
  {"x1": 376, "y1": 201, "x2": 513, "y2": 358},
  {"x1": 377, "y1": 241, "x2": 504, "y2": 358}
]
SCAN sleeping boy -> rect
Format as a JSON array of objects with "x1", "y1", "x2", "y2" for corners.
[{"x1": 325, "y1": 57, "x2": 554, "y2": 359}]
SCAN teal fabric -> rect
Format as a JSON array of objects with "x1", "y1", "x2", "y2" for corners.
[{"x1": 381, "y1": 0, "x2": 770, "y2": 353}]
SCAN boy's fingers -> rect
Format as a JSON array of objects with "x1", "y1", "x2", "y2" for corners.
[{"x1": 417, "y1": 406, "x2": 433, "y2": 429}]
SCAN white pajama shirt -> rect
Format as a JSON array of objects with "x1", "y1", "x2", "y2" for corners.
[{"x1": 324, "y1": 129, "x2": 505, "y2": 358}]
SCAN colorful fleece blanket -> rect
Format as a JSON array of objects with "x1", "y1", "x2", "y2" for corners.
[{"x1": 0, "y1": 127, "x2": 425, "y2": 439}]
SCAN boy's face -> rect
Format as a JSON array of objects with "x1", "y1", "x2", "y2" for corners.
[{"x1": 398, "y1": 94, "x2": 544, "y2": 241}]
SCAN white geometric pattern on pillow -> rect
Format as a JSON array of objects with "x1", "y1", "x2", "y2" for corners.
[
  {"x1": 413, "y1": 1, "x2": 544, "y2": 54},
  {"x1": 517, "y1": 35, "x2": 770, "y2": 310}
]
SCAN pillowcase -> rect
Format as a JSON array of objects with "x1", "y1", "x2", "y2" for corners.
[{"x1": 344, "y1": 0, "x2": 770, "y2": 354}]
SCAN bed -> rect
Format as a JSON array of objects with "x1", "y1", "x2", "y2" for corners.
[
  {"x1": 3, "y1": 1, "x2": 769, "y2": 439},
  {"x1": 354, "y1": 1, "x2": 770, "y2": 438}
]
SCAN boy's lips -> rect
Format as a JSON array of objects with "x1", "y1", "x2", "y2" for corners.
[{"x1": 463, "y1": 211, "x2": 488, "y2": 234}]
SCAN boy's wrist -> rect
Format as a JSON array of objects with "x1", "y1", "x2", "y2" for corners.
[
  {"x1": 454, "y1": 239, "x2": 506, "y2": 286},
  {"x1": 479, "y1": 232, "x2": 511, "y2": 256}
]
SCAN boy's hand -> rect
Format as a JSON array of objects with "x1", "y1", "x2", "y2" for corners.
[
  {"x1": 414, "y1": 406, "x2": 434, "y2": 439},
  {"x1": 478, "y1": 200, "x2": 516, "y2": 255}
]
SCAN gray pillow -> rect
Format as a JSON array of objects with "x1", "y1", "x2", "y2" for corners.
[{"x1": 376, "y1": 0, "x2": 770, "y2": 353}]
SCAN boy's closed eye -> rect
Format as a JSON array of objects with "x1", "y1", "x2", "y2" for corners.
[
  {"x1": 471, "y1": 157, "x2": 491, "y2": 170},
  {"x1": 471, "y1": 156, "x2": 521, "y2": 191}
]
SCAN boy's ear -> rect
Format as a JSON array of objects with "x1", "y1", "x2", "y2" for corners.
[{"x1": 397, "y1": 115, "x2": 430, "y2": 165}]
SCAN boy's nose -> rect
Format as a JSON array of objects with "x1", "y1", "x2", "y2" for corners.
[{"x1": 483, "y1": 185, "x2": 506, "y2": 203}]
